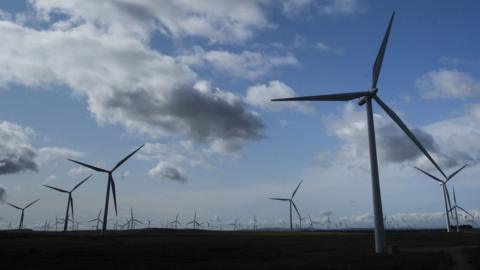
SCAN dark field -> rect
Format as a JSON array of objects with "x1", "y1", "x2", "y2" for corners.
[{"x1": 1, "y1": 229, "x2": 479, "y2": 269}]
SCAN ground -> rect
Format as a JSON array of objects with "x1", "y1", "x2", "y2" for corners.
[{"x1": 1, "y1": 229, "x2": 479, "y2": 269}]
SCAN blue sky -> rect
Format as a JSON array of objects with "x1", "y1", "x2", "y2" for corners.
[{"x1": 0, "y1": 0, "x2": 479, "y2": 229}]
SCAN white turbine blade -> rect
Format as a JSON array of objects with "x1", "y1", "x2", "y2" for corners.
[
  {"x1": 24, "y1": 199, "x2": 40, "y2": 209},
  {"x1": 446, "y1": 164, "x2": 468, "y2": 182},
  {"x1": 269, "y1": 198, "x2": 290, "y2": 201},
  {"x1": 272, "y1": 91, "x2": 370, "y2": 102},
  {"x1": 291, "y1": 180, "x2": 303, "y2": 198},
  {"x1": 291, "y1": 201, "x2": 301, "y2": 220},
  {"x1": 413, "y1": 167, "x2": 444, "y2": 183},
  {"x1": 372, "y1": 12, "x2": 395, "y2": 89},
  {"x1": 374, "y1": 96, "x2": 447, "y2": 179},
  {"x1": 68, "y1": 159, "x2": 109, "y2": 173},
  {"x1": 111, "y1": 144, "x2": 144, "y2": 172},
  {"x1": 7, "y1": 202, "x2": 22, "y2": 210},
  {"x1": 71, "y1": 174, "x2": 93, "y2": 192},
  {"x1": 43, "y1": 185, "x2": 68, "y2": 193}
]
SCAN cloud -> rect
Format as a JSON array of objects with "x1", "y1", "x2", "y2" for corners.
[
  {"x1": 0, "y1": 17, "x2": 264, "y2": 154},
  {"x1": 316, "y1": 41, "x2": 344, "y2": 55},
  {"x1": 37, "y1": 147, "x2": 84, "y2": 164},
  {"x1": 245, "y1": 80, "x2": 313, "y2": 113},
  {"x1": 416, "y1": 69, "x2": 480, "y2": 99},
  {"x1": 149, "y1": 161, "x2": 188, "y2": 183},
  {"x1": 0, "y1": 186, "x2": 6, "y2": 203},
  {"x1": 0, "y1": 121, "x2": 38, "y2": 175},
  {"x1": 30, "y1": 0, "x2": 270, "y2": 44},
  {"x1": 181, "y1": 47, "x2": 298, "y2": 80},
  {"x1": 280, "y1": 0, "x2": 314, "y2": 17},
  {"x1": 317, "y1": 0, "x2": 364, "y2": 16}
]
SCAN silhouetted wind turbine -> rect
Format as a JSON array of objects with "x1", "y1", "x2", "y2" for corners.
[
  {"x1": 43, "y1": 174, "x2": 92, "y2": 232},
  {"x1": 7, "y1": 199, "x2": 40, "y2": 230},
  {"x1": 271, "y1": 12, "x2": 446, "y2": 253},
  {"x1": 414, "y1": 164, "x2": 468, "y2": 232},
  {"x1": 88, "y1": 209, "x2": 103, "y2": 230},
  {"x1": 269, "y1": 180, "x2": 302, "y2": 232},
  {"x1": 125, "y1": 208, "x2": 143, "y2": 229},
  {"x1": 308, "y1": 215, "x2": 320, "y2": 229},
  {"x1": 169, "y1": 213, "x2": 181, "y2": 229},
  {"x1": 68, "y1": 145, "x2": 144, "y2": 233},
  {"x1": 450, "y1": 187, "x2": 473, "y2": 232},
  {"x1": 186, "y1": 211, "x2": 200, "y2": 229}
]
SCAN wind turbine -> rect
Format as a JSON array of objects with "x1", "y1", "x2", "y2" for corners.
[
  {"x1": 229, "y1": 218, "x2": 239, "y2": 231},
  {"x1": 308, "y1": 215, "x2": 320, "y2": 229},
  {"x1": 68, "y1": 145, "x2": 144, "y2": 233},
  {"x1": 253, "y1": 216, "x2": 258, "y2": 231},
  {"x1": 169, "y1": 213, "x2": 181, "y2": 229},
  {"x1": 271, "y1": 12, "x2": 446, "y2": 253},
  {"x1": 43, "y1": 174, "x2": 92, "y2": 232},
  {"x1": 414, "y1": 164, "x2": 468, "y2": 232},
  {"x1": 125, "y1": 208, "x2": 143, "y2": 230},
  {"x1": 7, "y1": 199, "x2": 40, "y2": 229},
  {"x1": 186, "y1": 211, "x2": 200, "y2": 229},
  {"x1": 450, "y1": 187, "x2": 473, "y2": 232},
  {"x1": 88, "y1": 209, "x2": 103, "y2": 231},
  {"x1": 269, "y1": 180, "x2": 303, "y2": 232}
]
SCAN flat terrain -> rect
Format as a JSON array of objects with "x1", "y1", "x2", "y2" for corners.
[{"x1": 1, "y1": 229, "x2": 479, "y2": 269}]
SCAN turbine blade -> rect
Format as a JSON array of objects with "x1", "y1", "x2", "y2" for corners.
[
  {"x1": 445, "y1": 187, "x2": 452, "y2": 209},
  {"x1": 375, "y1": 95, "x2": 447, "y2": 179},
  {"x1": 68, "y1": 159, "x2": 109, "y2": 173},
  {"x1": 413, "y1": 167, "x2": 444, "y2": 183},
  {"x1": 372, "y1": 12, "x2": 395, "y2": 89},
  {"x1": 6, "y1": 202, "x2": 22, "y2": 210},
  {"x1": 268, "y1": 198, "x2": 290, "y2": 201},
  {"x1": 292, "y1": 180, "x2": 303, "y2": 198},
  {"x1": 43, "y1": 185, "x2": 68, "y2": 193},
  {"x1": 453, "y1": 187, "x2": 457, "y2": 205},
  {"x1": 186, "y1": 221, "x2": 193, "y2": 225},
  {"x1": 24, "y1": 199, "x2": 40, "y2": 209},
  {"x1": 110, "y1": 175, "x2": 118, "y2": 216},
  {"x1": 133, "y1": 219, "x2": 143, "y2": 224},
  {"x1": 457, "y1": 206, "x2": 472, "y2": 217},
  {"x1": 111, "y1": 145, "x2": 144, "y2": 172},
  {"x1": 88, "y1": 218, "x2": 97, "y2": 222},
  {"x1": 71, "y1": 174, "x2": 93, "y2": 192},
  {"x1": 291, "y1": 201, "x2": 301, "y2": 220},
  {"x1": 446, "y1": 164, "x2": 468, "y2": 182},
  {"x1": 271, "y1": 91, "x2": 369, "y2": 102}
]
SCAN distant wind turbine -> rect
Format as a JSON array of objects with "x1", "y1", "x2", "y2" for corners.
[
  {"x1": 450, "y1": 187, "x2": 473, "y2": 232},
  {"x1": 125, "y1": 208, "x2": 144, "y2": 230},
  {"x1": 169, "y1": 213, "x2": 181, "y2": 229},
  {"x1": 308, "y1": 215, "x2": 320, "y2": 229},
  {"x1": 43, "y1": 174, "x2": 92, "y2": 232},
  {"x1": 68, "y1": 145, "x2": 144, "y2": 233},
  {"x1": 269, "y1": 180, "x2": 303, "y2": 232},
  {"x1": 271, "y1": 12, "x2": 446, "y2": 253},
  {"x1": 414, "y1": 164, "x2": 468, "y2": 232},
  {"x1": 7, "y1": 199, "x2": 40, "y2": 230},
  {"x1": 186, "y1": 211, "x2": 200, "y2": 229},
  {"x1": 88, "y1": 209, "x2": 103, "y2": 231}
]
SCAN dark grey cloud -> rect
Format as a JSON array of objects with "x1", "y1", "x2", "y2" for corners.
[
  {"x1": 149, "y1": 161, "x2": 188, "y2": 183},
  {"x1": 0, "y1": 150, "x2": 38, "y2": 175}
]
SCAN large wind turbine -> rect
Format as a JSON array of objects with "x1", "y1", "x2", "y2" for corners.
[
  {"x1": 271, "y1": 12, "x2": 446, "y2": 253},
  {"x1": 68, "y1": 145, "x2": 144, "y2": 233},
  {"x1": 269, "y1": 180, "x2": 302, "y2": 232},
  {"x1": 43, "y1": 174, "x2": 92, "y2": 232},
  {"x1": 7, "y1": 199, "x2": 40, "y2": 229},
  {"x1": 414, "y1": 164, "x2": 468, "y2": 232}
]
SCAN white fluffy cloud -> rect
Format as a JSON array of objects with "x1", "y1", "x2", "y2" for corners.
[
  {"x1": 0, "y1": 12, "x2": 264, "y2": 154},
  {"x1": 416, "y1": 69, "x2": 480, "y2": 99},
  {"x1": 0, "y1": 121, "x2": 38, "y2": 175},
  {"x1": 30, "y1": 0, "x2": 270, "y2": 44},
  {"x1": 245, "y1": 80, "x2": 313, "y2": 113},
  {"x1": 317, "y1": 0, "x2": 364, "y2": 16},
  {"x1": 180, "y1": 47, "x2": 298, "y2": 80}
]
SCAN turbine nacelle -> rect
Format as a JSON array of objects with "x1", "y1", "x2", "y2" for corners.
[{"x1": 357, "y1": 88, "x2": 379, "y2": 106}]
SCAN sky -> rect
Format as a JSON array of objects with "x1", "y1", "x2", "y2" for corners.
[{"x1": 0, "y1": 0, "x2": 480, "y2": 230}]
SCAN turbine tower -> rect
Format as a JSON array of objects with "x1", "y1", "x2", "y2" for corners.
[
  {"x1": 271, "y1": 12, "x2": 446, "y2": 253},
  {"x1": 43, "y1": 174, "x2": 92, "y2": 232},
  {"x1": 88, "y1": 209, "x2": 103, "y2": 231},
  {"x1": 68, "y1": 145, "x2": 144, "y2": 233},
  {"x1": 169, "y1": 213, "x2": 181, "y2": 229},
  {"x1": 269, "y1": 180, "x2": 303, "y2": 232},
  {"x1": 414, "y1": 164, "x2": 468, "y2": 232},
  {"x1": 7, "y1": 199, "x2": 40, "y2": 230}
]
